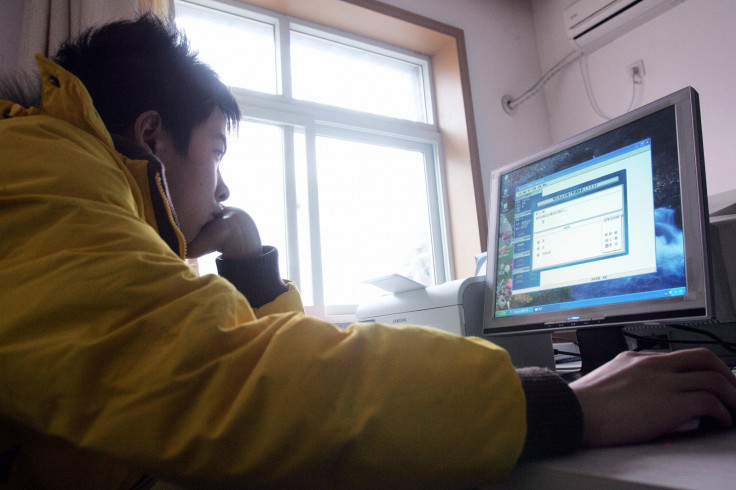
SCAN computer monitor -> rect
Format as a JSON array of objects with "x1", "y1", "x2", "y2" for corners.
[{"x1": 482, "y1": 87, "x2": 734, "y2": 373}]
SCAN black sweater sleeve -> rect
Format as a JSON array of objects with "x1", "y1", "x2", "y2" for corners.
[
  {"x1": 516, "y1": 367, "x2": 584, "y2": 460},
  {"x1": 215, "y1": 246, "x2": 289, "y2": 308}
]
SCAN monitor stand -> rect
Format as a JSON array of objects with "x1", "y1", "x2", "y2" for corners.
[
  {"x1": 490, "y1": 333, "x2": 556, "y2": 370},
  {"x1": 577, "y1": 326, "x2": 629, "y2": 375}
]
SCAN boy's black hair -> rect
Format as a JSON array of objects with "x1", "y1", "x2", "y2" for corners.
[{"x1": 52, "y1": 13, "x2": 240, "y2": 154}]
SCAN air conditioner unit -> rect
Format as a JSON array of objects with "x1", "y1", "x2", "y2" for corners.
[{"x1": 564, "y1": 0, "x2": 686, "y2": 53}]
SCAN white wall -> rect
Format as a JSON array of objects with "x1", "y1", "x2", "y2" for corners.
[
  {"x1": 532, "y1": 0, "x2": 736, "y2": 198},
  {"x1": 379, "y1": 0, "x2": 553, "y2": 204}
]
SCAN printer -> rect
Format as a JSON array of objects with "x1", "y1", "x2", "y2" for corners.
[{"x1": 355, "y1": 276, "x2": 486, "y2": 336}]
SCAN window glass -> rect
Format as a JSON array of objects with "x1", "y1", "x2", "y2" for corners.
[
  {"x1": 293, "y1": 131, "x2": 314, "y2": 306},
  {"x1": 313, "y1": 136, "x2": 434, "y2": 307},
  {"x1": 176, "y1": 1, "x2": 278, "y2": 93},
  {"x1": 290, "y1": 30, "x2": 427, "y2": 122}
]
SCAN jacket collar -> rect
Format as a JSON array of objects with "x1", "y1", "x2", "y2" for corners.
[{"x1": 111, "y1": 135, "x2": 186, "y2": 257}]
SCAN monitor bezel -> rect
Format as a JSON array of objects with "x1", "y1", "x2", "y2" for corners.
[{"x1": 483, "y1": 87, "x2": 711, "y2": 336}]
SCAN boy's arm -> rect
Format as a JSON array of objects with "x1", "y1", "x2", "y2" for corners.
[{"x1": 190, "y1": 207, "x2": 302, "y2": 314}]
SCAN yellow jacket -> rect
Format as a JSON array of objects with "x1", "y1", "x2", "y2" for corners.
[{"x1": 0, "y1": 57, "x2": 526, "y2": 488}]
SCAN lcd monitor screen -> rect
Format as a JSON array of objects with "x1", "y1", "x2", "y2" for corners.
[{"x1": 484, "y1": 88, "x2": 710, "y2": 336}]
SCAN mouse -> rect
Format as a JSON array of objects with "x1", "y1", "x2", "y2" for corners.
[
  {"x1": 672, "y1": 417, "x2": 702, "y2": 433},
  {"x1": 671, "y1": 416, "x2": 730, "y2": 435}
]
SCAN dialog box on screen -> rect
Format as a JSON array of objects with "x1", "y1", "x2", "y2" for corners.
[
  {"x1": 506, "y1": 138, "x2": 657, "y2": 297},
  {"x1": 532, "y1": 172, "x2": 626, "y2": 271}
]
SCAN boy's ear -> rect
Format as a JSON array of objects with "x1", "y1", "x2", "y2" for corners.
[{"x1": 133, "y1": 110, "x2": 166, "y2": 155}]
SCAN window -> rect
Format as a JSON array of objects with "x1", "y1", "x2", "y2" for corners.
[
  {"x1": 289, "y1": 28, "x2": 430, "y2": 122},
  {"x1": 176, "y1": 0, "x2": 454, "y2": 320},
  {"x1": 176, "y1": 3, "x2": 277, "y2": 93}
]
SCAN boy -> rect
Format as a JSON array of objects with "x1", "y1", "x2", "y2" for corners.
[{"x1": 1, "y1": 14, "x2": 734, "y2": 489}]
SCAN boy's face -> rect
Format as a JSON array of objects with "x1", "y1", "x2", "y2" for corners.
[{"x1": 157, "y1": 107, "x2": 230, "y2": 244}]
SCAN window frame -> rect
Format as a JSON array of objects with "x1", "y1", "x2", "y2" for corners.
[{"x1": 177, "y1": 0, "x2": 457, "y2": 321}]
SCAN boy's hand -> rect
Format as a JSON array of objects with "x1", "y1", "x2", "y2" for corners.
[
  {"x1": 187, "y1": 207, "x2": 262, "y2": 259},
  {"x1": 571, "y1": 348, "x2": 736, "y2": 447}
]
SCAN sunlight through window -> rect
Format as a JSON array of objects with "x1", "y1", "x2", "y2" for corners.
[
  {"x1": 176, "y1": 0, "x2": 446, "y2": 318},
  {"x1": 291, "y1": 30, "x2": 427, "y2": 122}
]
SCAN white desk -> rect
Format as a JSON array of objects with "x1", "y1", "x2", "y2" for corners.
[{"x1": 490, "y1": 427, "x2": 736, "y2": 489}]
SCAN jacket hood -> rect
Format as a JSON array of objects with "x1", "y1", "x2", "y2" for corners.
[{"x1": 1, "y1": 55, "x2": 187, "y2": 258}]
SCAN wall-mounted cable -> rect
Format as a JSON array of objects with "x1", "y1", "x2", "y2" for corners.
[
  {"x1": 502, "y1": 50, "x2": 582, "y2": 115},
  {"x1": 580, "y1": 54, "x2": 643, "y2": 120},
  {"x1": 502, "y1": 51, "x2": 645, "y2": 119}
]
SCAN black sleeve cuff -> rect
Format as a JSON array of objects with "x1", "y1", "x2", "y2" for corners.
[
  {"x1": 517, "y1": 367, "x2": 583, "y2": 461},
  {"x1": 215, "y1": 246, "x2": 289, "y2": 308}
]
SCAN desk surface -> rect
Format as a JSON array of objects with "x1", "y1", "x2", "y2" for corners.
[{"x1": 491, "y1": 427, "x2": 736, "y2": 489}]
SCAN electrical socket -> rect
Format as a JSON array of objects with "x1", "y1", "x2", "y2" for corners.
[{"x1": 628, "y1": 59, "x2": 645, "y2": 82}]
